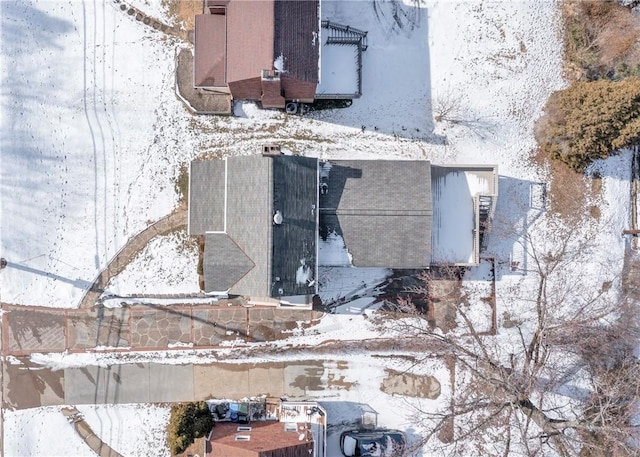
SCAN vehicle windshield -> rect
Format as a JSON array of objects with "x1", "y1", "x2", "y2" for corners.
[
  {"x1": 358, "y1": 439, "x2": 383, "y2": 456},
  {"x1": 343, "y1": 435, "x2": 358, "y2": 456}
]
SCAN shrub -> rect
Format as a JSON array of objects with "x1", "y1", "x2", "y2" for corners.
[
  {"x1": 197, "y1": 254, "x2": 204, "y2": 276},
  {"x1": 536, "y1": 77, "x2": 640, "y2": 171},
  {"x1": 174, "y1": 164, "x2": 189, "y2": 204},
  {"x1": 168, "y1": 402, "x2": 214, "y2": 455},
  {"x1": 563, "y1": 0, "x2": 640, "y2": 80}
]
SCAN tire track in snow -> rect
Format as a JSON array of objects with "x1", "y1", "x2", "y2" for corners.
[
  {"x1": 82, "y1": 0, "x2": 110, "y2": 271},
  {"x1": 90, "y1": 0, "x2": 108, "y2": 271},
  {"x1": 94, "y1": 2, "x2": 123, "y2": 438},
  {"x1": 81, "y1": 0, "x2": 102, "y2": 269}
]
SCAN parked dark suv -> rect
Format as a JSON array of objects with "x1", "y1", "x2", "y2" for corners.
[{"x1": 340, "y1": 429, "x2": 406, "y2": 456}]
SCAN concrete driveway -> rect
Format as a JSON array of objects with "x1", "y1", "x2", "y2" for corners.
[
  {"x1": 3, "y1": 359, "x2": 356, "y2": 409},
  {"x1": 2, "y1": 357, "x2": 443, "y2": 410}
]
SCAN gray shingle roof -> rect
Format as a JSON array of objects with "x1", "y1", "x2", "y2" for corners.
[
  {"x1": 320, "y1": 160, "x2": 432, "y2": 268},
  {"x1": 271, "y1": 155, "x2": 317, "y2": 296},
  {"x1": 191, "y1": 156, "x2": 434, "y2": 296},
  {"x1": 189, "y1": 160, "x2": 226, "y2": 235},
  {"x1": 223, "y1": 155, "x2": 272, "y2": 297},
  {"x1": 203, "y1": 233, "x2": 255, "y2": 292},
  {"x1": 190, "y1": 155, "x2": 318, "y2": 298}
]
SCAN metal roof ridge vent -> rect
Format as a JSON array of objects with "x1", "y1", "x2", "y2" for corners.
[{"x1": 273, "y1": 210, "x2": 283, "y2": 225}]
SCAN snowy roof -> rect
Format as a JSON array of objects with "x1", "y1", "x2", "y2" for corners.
[
  {"x1": 189, "y1": 155, "x2": 317, "y2": 298},
  {"x1": 319, "y1": 160, "x2": 433, "y2": 268},
  {"x1": 430, "y1": 165, "x2": 498, "y2": 265}
]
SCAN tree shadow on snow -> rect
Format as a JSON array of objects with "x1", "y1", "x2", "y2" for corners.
[{"x1": 483, "y1": 176, "x2": 548, "y2": 279}]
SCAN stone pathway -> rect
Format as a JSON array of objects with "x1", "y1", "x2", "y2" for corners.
[
  {"x1": 2, "y1": 302, "x2": 320, "y2": 356},
  {"x1": 111, "y1": 0, "x2": 188, "y2": 41},
  {"x1": 80, "y1": 209, "x2": 187, "y2": 309},
  {"x1": 62, "y1": 407, "x2": 124, "y2": 457}
]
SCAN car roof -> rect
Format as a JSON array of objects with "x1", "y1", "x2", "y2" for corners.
[{"x1": 344, "y1": 429, "x2": 405, "y2": 439}]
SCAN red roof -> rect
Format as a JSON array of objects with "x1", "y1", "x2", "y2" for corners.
[
  {"x1": 195, "y1": 0, "x2": 274, "y2": 91},
  {"x1": 194, "y1": 0, "x2": 319, "y2": 102},
  {"x1": 194, "y1": 14, "x2": 227, "y2": 87},
  {"x1": 207, "y1": 421, "x2": 313, "y2": 457}
]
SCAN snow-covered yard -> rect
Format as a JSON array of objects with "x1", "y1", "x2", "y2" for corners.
[
  {"x1": 1, "y1": 0, "x2": 634, "y2": 455},
  {"x1": 4, "y1": 404, "x2": 170, "y2": 457},
  {"x1": 0, "y1": 0, "x2": 567, "y2": 309}
]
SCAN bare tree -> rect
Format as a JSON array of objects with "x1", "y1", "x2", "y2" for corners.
[{"x1": 375, "y1": 217, "x2": 640, "y2": 456}]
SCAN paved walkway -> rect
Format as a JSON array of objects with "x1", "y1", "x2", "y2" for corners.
[
  {"x1": 62, "y1": 407, "x2": 124, "y2": 457},
  {"x1": 80, "y1": 209, "x2": 187, "y2": 309},
  {"x1": 2, "y1": 303, "x2": 320, "y2": 357}
]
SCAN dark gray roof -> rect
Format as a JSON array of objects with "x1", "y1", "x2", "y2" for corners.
[
  {"x1": 319, "y1": 160, "x2": 432, "y2": 268},
  {"x1": 189, "y1": 160, "x2": 226, "y2": 235},
  {"x1": 274, "y1": 0, "x2": 320, "y2": 83},
  {"x1": 191, "y1": 155, "x2": 317, "y2": 298},
  {"x1": 271, "y1": 155, "x2": 318, "y2": 297}
]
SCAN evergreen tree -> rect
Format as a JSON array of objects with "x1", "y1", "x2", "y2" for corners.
[
  {"x1": 168, "y1": 401, "x2": 214, "y2": 455},
  {"x1": 538, "y1": 77, "x2": 640, "y2": 171}
]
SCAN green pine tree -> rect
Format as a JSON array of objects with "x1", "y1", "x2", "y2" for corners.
[{"x1": 538, "y1": 77, "x2": 640, "y2": 171}]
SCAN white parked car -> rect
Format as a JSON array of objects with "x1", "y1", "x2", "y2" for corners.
[{"x1": 340, "y1": 429, "x2": 406, "y2": 457}]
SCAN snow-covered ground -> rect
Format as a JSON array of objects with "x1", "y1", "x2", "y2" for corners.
[
  {"x1": 3, "y1": 404, "x2": 169, "y2": 457},
  {"x1": 0, "y1": 0, "x2": 565, "y2": 308},
  {"x1": 1, "y1": 0, "x2": 194, "y2": 307},
  {"x1": 3, "y1": 407, "x2": 96, "y2": 456},
  {"x1": 103, "y1": 230, "x2": 199, "y2": 296},
  {"x1": 2, "y1": 0, "x2": 634, "y2": 455}
]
